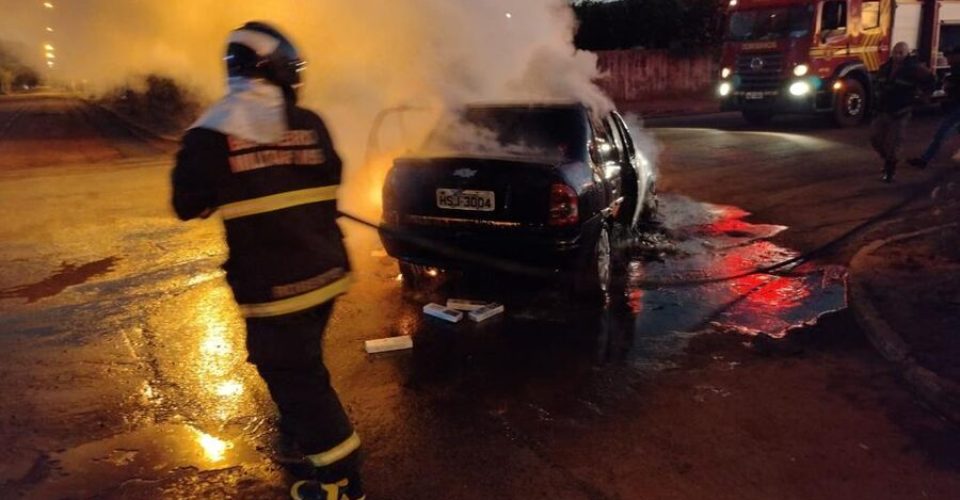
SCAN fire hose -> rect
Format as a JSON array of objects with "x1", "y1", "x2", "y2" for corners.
[{"x1": 337, "y1": 166, "x2": 955, "y2": 289}]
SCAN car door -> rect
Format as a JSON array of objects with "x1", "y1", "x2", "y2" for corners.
[{"x1": 610, "y1": 112, "x2": 652, "y2": 227}]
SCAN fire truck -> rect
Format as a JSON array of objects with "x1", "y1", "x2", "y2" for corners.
[{"x1": 717, "y1": 0, "x2": 960, "y2": 126}]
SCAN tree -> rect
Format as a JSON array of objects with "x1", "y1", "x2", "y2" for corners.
[
  {"x1": 573, "y1": 0, "x2": 727, "y2": 51},
  {"x1": 0, "y1": 41, "x2": 42, "y2": 93}
]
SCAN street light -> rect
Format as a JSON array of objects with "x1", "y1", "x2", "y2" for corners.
[
  {"x1": 42, "y1": 2, "x2": 57, "y2": 75},
  {"x1": 42, "y1": 2, "x2": 58, "y2": 76}
]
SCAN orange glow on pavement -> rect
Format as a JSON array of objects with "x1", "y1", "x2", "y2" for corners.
[{"x1": 193, "y1": 429, "x2": 232, "y2": 463}]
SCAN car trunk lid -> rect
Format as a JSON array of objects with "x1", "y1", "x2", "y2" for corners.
[{"x1": 384, "y1": 155, "x2": 561, "y2": 227}]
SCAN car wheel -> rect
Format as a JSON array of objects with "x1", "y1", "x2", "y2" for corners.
[
  {"x1": 398, "y1": 261, "x2": 428, "y2": 290},
  {"x1": 575, "y1": 224, "x2": 612, "y2": 302},
  {"x1": 742, "y1": 110, "x2": 774, "y2": 126},
  {"x1": 832, "y1": 79, "x2": 867, "y2": 127}
]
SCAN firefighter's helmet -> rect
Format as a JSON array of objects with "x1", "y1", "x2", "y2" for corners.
[{"x1": 226, "y1": 21, "x2": 305, "y2": 89}]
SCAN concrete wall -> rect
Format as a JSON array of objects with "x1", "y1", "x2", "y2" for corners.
[{"x1": 595, "y1": 49, "x2": 718, "y2": 101}]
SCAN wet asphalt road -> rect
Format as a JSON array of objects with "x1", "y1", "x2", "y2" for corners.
[{"x1": 1, "y1": 94, "x2": 959, "y2": 499}]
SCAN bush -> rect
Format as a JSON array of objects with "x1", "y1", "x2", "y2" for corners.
[
  {"x1": 573, "y1": 0, "x2": 727, "y2": 51},
  {"x1": 100, "y1": 74, "x2": 202, "y2": 133},
  {"x1": 0, "y1": 42, "x2": 42, "y2": 93}
]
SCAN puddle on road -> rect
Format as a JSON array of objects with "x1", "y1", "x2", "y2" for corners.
[
  {"x1": 626, "y1": 195, "x2": 847, "y2": 340},
  {"x1": 0, "y1": 256, "x2": 119, "y2": 303},
  {"x1": 20, "y1": 423, "x2": 260, "y2": 498}
]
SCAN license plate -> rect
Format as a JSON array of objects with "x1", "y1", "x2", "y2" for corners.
[
  {"x1": 436, "y1": 189, "x2": 495, "y2": 212},
  {"x1": 745, "y1": 91, "x2": 765, "y2": 100}
]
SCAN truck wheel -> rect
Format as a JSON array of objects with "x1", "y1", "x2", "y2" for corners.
[
  {"x1": 575, "y1": 224, "x2": 612, "y2": 303},
  {"x1": 742, "y1": 111, "x2": 774, "y2": 126},
  {"x1": 832, "y1": 79, "x2": 867, "y2": 127}
]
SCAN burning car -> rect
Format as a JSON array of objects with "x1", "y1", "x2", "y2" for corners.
[{"x1": 379, "y1": 102, "x2": 657, "y2": 298}]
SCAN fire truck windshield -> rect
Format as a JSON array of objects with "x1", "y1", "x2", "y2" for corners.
[{"x1": 727, "y1": 6, "x2": 814, "y2": 41}]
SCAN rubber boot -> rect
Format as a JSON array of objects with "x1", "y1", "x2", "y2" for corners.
[
  {"x1": 881, "y1": 161, "x2": 896, "y2": 183},
  {"x1": 290, "y1": 474, "x2": 365, "y2": 500}
]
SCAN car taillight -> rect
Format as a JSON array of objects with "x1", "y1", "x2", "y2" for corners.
[{"x1": 548, "y1": 183, "x2": 579, "y2": 226}]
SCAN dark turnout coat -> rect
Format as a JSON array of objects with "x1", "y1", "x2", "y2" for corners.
[
  {"x1": 875, "y1": 55, "x2": 936, "y2": 115},
  {"x1": 172, "y1": 106, "x2": 351, "y2": 318}
]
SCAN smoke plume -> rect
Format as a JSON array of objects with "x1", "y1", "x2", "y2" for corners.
[{"x1": 0, "y1": 0, "x2": 618, "y2": 216}]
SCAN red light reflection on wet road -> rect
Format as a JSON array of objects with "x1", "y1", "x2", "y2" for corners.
[{"x1": 628, "y1": 196, "x2": 846, "y2": 339}]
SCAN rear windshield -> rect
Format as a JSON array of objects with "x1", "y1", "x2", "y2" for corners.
[{"x1": 422, "y1": 107, "x2": 588, "y2": 161}]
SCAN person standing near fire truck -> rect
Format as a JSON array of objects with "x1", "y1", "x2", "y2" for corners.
[
  {"x1": 171, "y1": 22, "x2": 364, "y2": 500},
  {"x1": 870, "y1": 42, "x2": 935, "y2": 183},
  {"x1": 909, "y1": 48, "x2": 960, "y2": 169}
]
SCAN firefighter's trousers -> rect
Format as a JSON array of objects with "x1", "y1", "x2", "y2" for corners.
[
  {"x1": 920, "y1": 106, "x2": 960, "y2": 163},
  {"x1": 245, "y1": 302, "x2": 361, "y2": 482},
  {"x1": 870, "y1": 110, "x2": 911, "y2": 170}
]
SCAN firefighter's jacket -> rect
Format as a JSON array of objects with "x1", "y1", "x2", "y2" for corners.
[
  {"x1": 172, "y1": 105, "x2": 351, "y2": 318},
  {"x1": 876, "y1": 56, "x2": 935, "y2": 115}
]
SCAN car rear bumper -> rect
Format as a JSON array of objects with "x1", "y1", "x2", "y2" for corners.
[{"x1": 378, "y1": 219, "x2": 595, "y2": 272}]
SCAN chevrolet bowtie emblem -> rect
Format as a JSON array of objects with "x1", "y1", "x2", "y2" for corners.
[{"x1": 453, "y1": 168, "x2": 478, "y2": 178}]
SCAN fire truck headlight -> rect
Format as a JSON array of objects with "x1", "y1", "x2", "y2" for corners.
[
  {"x1": 721, "y1": 67, "x2": 732, "y2": 79},
  {"x1": 718, "y1": 82, "x2": 733, "y2": 97},
  {"x1": 789, "y1": 81, "x2": 812, "y2": 97},
  {"x1": 793, "y1": 64, "x2": 809, "y2": 77}
]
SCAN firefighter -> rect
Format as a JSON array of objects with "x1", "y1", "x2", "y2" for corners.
[
  {"x1": 171, "y1": 22, "x2": 364, "y2": 500},
  {"x1": 870, "y1": 41, "x2": 935, "y2": 182}
]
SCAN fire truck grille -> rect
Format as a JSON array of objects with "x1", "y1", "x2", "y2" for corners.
[{"x1": 736, "y1": 53, "x2": 784, "y2": 91}]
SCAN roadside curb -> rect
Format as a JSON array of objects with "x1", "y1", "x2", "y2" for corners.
[
  {"x1": 848, "y1": 223, "x2": 960, "y2": 425},
  {"x1": 83, "y1": 100, "x2": 180, "y2": 144}
]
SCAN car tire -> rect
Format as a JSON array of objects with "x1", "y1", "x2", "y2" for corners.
[
  {"x1": 640, "y1": 183, "x2": 659, "y2": 224},
  {"x1": 832, "y1": 78, "x2": 867, "y2": 127},
  {"x1": 618, "y1": 163, "x2": 640, "y2": 229},
  {"x1": 742, "y1": 110, "x2": 774, "y2": 126},
  {"x1": 575, "y1": 223, "x2": 613, "y2": 303},
  {"x1": 398, "y1": 261, "x2": 429, "y2": 290}
]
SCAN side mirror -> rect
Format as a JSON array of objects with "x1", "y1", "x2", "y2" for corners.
[{"x1": 589, "y1": 141, "x2": 603, "y2": 166}]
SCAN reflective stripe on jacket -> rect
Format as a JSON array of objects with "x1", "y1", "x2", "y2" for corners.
[{"x1": 172, "y1": 105, "x2": 350, "y2": 316}]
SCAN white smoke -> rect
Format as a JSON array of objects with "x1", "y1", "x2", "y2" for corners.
[{"x1": 0, "y1": 0, "x2": 624, "y2": 216}]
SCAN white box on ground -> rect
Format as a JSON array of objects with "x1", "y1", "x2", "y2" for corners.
[
  {"x1": 446, "y1": 298, "x2": 491, "y2": 311},
  {"x1": 469, "y1": 303, "x2": 504, "y2": 322},
  {"x1": 423, "y1": 303, "x2": 464, "y2": 323},
  {"x1": 364, "y1": 336, "x2": 413, "y2": 354}
]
